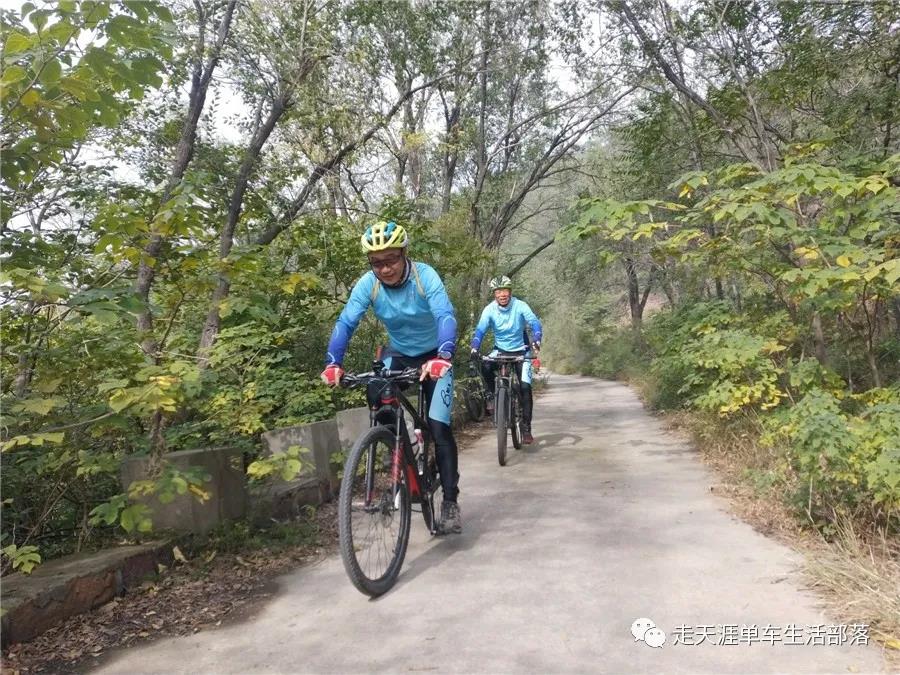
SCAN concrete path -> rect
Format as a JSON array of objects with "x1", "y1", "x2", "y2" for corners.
[{"x1": 95, "y1": 374, "x2": 886, "y2": 674}]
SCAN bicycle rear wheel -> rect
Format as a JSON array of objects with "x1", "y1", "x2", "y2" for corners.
[
  {"x1": 496, "y1": 387, "x2": 508, "y2": 466},
  {"x1": 338, "y1": 425, "x2": 411, "y2": 597}
]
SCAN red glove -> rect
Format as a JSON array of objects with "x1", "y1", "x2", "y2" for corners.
[
  {"x1": 320, "y1": 364, "x2": 344, "y2": 386},
  {"x1": 532, "y1": 357, "x2": 541, "y2": 372},
  {"x1": 420, "y1": 358, "x2": 452, "y2": 381}
]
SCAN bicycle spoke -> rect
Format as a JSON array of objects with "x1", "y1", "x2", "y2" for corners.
[{"x1": 339, "y1": 426, "x2": 412, "y2": 594}]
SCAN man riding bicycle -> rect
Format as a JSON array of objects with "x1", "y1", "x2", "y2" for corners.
[
  {"x1": 321, "y1": 221, "x2": 462, "y2": 534},
  {"x1": 470, "y1": 275, "x2": 543, "y2": 444}
]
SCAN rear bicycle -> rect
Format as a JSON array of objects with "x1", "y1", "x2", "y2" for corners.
[
  {"x1": 459, "y1": 361, "x2": 488, "y2": 422},
  {"x1": 483, "y1": 354, "x2": 530, "y2": 464}
]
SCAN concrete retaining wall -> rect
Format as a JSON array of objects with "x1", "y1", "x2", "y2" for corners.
[
  {"x1": 120, "y1": 447, "x2": 247, "y2": 534},
  {"x1": 1, "y1": 542, "x2": 172, "y2": 647}
]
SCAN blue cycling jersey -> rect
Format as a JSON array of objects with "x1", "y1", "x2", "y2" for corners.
[
  {"x1": 325, "y1": 261, "x2": 457, "y2": 365},
  {"x1": 471, "y1": 297, "x2": 542, "y2": 352}
]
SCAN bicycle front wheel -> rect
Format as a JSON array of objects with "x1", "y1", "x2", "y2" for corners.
[
  {"x1": 338, "y1": 425, "x2": 411, "y2": 597},
  {"x1": 511, "y1": 389, "x2": 523, "y2": 450},
  {"x1": 496, "y1": 387, "x2": 508, "y2": 466}
]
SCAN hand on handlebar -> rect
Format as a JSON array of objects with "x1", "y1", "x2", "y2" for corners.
[
  {"x1": 420, "y1": 357, "x2": 452, "y2": 382},
  {"x1": 320, "y1": 364, "x2": 344, "y2": 387}
]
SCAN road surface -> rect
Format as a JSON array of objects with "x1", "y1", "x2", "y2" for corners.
[{"x1": 96, "y1": 374, "x2": 886, "y2": 674}]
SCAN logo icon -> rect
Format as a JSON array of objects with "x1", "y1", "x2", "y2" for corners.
[{"x1": 631, "y1": 618, "x2": 666, "y2": 648}]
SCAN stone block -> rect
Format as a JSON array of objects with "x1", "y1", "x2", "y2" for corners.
[
  {"x1": 249, "y1": 476, "x2": 326, "y2": 522},
  {"x1": 120, "y1": 447, "x2": 247, "y2": 534},
  {"x1": 1, "y1": 542, "x2": 171, "y2": 646},
  {"x1": 261, "y1": 420, "x2": 341, "y2": 498},
  {"x1": 335, "y1": 406, "x2": 370, "y2": 451}
]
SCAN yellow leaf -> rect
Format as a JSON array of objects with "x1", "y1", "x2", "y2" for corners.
[
  {"x1": 884, "y1": 638, "x2": 900, "y2": 650},
  {"x1": 188, "y1": 484, "x2": 210, "y2": 502},
  {"x1": 836, "y1": 255, "x2": 851, "y2": 268},
  {"x1": 20, "y1": 89, "x2": 40, "y2": 107},
  {"x1": 172, "y1": 546, "x2": 188, "y2": 564}
]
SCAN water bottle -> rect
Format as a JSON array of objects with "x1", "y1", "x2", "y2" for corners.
[{"x1": 413, "y1": 428, "x2": 425, "y2": 475}]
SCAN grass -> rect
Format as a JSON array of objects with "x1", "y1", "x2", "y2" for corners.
[{"x1": 803, "y1": 516, "x2": 900, "y2": 650}]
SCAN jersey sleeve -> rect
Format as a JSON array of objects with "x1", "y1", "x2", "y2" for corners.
[
  {"x1": 519, "y1": 300, "x2": 543, "y2": 344},
  {"x1": 471, "y1": 305, "x2": 492, "y2": 351},
  {"x1": 325, "y1": 273, "x2": 375, "y2": 365},
  {"x1": 418, "y1": 263, "x2": 457, "y2": 356}
]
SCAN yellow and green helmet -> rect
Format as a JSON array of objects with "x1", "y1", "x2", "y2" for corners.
[
  {"x1": 361, "y1": 220, "x2": 408, "y2": 252},
  {"x1": 489, "y1": 275, "x2": 512, "y2": 292}
]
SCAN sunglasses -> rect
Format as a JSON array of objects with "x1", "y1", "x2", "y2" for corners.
[{"x1": 368, "y1": 253, "x2": 404, "y2": 270}]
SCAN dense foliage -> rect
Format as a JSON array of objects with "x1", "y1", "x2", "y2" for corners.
[
  {"x1": 2, "y1": 0, "x2": 897, "y2": 572},
  {"x1": 540, "y1": 1, "x2": 900, "y2": 533}
]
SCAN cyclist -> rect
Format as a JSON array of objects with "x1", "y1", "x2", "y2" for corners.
[
  {"x1": 470, "y1": 275, "x2": 542, "y2": 444},
  {"x1": 320, "y1": 221, "x2": 462, "y2": 534}
]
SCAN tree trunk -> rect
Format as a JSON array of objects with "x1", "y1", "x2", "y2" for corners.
[
  {"x1": 470, "y1": 1, "x2": 490, "y2": 236},
  {"x1": 197, "y1": 94, "x2": 289, "y2": 366},
  {"x1": 13, "y1": 301, "x2": 37, "y2": 398},
  {"x1": 812, "y1": 313, "x2": 828, "y2": 366},
  {"x1": 624, "y1": 257, "x2": 643, "y2": 335},
  {"x1": 132, "y1": 0, "x2": 237, "y2": 462},
  {"x1": 506, "y1": 238, "x2": 554, "y2": 278},
  {"x1": 134, "y1": 0, "x2": 237, "y2": 364}
]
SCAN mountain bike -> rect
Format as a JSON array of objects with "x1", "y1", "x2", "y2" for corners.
[
  {"x1": 459, "y1": 359, "x2": 488, "y2": 422},
  {"x1": 481, "y1": 353, "x2": 532, "y2": 466},
  {"x1": 337, "y1": 363, "x2": 442, "y2": 597}
]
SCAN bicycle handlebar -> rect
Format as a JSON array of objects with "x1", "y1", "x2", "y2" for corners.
[
  {"x1": 340, "y1": 367, "x2": 421, "y2": 388},
  {"x1": 480, "y1": 354, "x2": 535, "y2": 363}
]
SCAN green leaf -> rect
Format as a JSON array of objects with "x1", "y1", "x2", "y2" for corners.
[
  {"x1": 124, "y1": 0, "x2": 149, "y2": 22},
  {"x1": 120, "y1": 505, "x2": 135, "y2": 532},
  {"x1": 1, "y1": 65, "x2": 28, "y2": 86},
  {"x1": 4, "y1": 32, "x2": 35, "y2": 56},
  {"x1": 108, "y1": 389, "x2": 134, "y2": 413},
  {"x1": 19, "y1": 89, "x2": 41, "y2": 108},
  {"x1": 882, "y1": 260, "x2": 900, "y2": 286},
  {"x1": 58, "y1": 75, "x2": 95, "y2": 101},
  {"x1": 29, "y1": 8, "x2": 49, "y2": 30},
  {"x1": 14, "y1": 397, "x2": 61, "y2": 415},
  {"x1": 38, "y1": 57, "x2": 62, "y2": 84}
]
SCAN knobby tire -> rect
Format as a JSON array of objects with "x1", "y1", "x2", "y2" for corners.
[
  {"x1": 338, "y1": 425, "x2": 411, "y2": 597},
  {"x1": 496, "y1": 387, "x2": 508, "y2": 466}
]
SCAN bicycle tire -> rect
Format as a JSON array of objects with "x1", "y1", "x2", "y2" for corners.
[
  {"x1": 511, "y1": 388, "x2": 523, "y2": 450},
  {"x1": 496, "y1": 387, "x2": 508, "y2": 466},
  {"x1": 338, "y1": 425, "x2": 411, "y2": 597}
]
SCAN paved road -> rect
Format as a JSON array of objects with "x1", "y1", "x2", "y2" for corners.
[{"x1": 96, "y1": 374, "x2": 886, "y2": 674}]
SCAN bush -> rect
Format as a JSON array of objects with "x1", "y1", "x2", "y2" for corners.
[{"x1": 766, "y1": 387, "x2": 900, "y2": 527}]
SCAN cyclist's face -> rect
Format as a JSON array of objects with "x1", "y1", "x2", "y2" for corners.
[
  {"x1": 367, "y1": 248, "x2": 406, "y2": 284},
  {"x1": 494, "y1": 288, "x2": 511, "y2": 306}
]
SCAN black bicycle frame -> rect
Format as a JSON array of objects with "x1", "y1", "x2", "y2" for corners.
[
  {"x1": 362, "y1": 367, "x2": 437, "y2": 512},
  {"x1": 482, "y1": 354, "x2": 527, "y2": 423}
]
